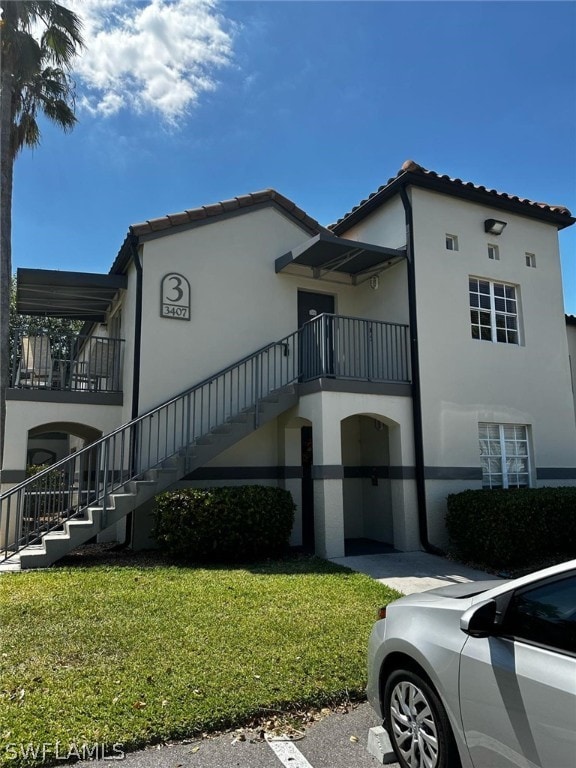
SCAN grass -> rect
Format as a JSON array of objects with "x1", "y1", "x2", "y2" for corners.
[{"x1": 0, "y1": 554, "x2": 400, "y2": 767}]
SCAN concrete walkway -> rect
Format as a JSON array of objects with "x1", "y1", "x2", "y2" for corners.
[{"x1": 330, "y1": 551, "x2": 499, "y2": 594}]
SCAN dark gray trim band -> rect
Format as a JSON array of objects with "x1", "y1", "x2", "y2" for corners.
[
  {"x1": 182, "y1": 464, "x2": 483, "y2": 483},
  {"x1": 536, "y1": 468, "x2": 576, "y2": 480},
  {"x1": 0, "y1": 470, "x2": 27, "y2": 483},
  {"x1": 184, "y1": 466, "x2": 303, "y2": 481},
  {"x1": 311, "y1": 465, "x2": 344, "y2": 480},
  {"x1": 343, "y1": 466, "x2": 416, "y2": 480},
  {"x1": 6, "y1": 389, "x2": 123, "y2": 406},
  {"x1": 424, "y1": 467, "x2": 483, "y2": 480},
  {"x1": 297, "y1": 378, "x2": 412, "y2": 397}
]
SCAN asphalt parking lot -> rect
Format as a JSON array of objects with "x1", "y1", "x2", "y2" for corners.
[{"x1": 78, "y1": 702, "x2": 397, "y2": 768}]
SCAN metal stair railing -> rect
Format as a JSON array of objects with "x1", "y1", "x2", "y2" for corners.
[
  {"x1": 0, "y1": 325, "x2": 301, "y2": 560},
  {"x1": 0, "y1": 314, "x2": 410, "y2": 562}
]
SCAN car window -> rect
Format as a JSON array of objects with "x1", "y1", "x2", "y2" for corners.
[{"x1": 502, "y1": 575, "x2": 576, "y2": 654}]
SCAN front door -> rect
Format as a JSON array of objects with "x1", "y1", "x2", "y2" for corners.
[{"x1": 297, "y1": 291, "x2": 335, "y2": 381}]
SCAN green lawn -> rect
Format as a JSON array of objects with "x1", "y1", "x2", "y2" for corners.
[{"x1": 0, "y1": 555, "x2": 400, "y2": 767}]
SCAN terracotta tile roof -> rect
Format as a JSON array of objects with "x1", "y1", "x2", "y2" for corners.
[
  {"x1": 111, "y1": 189, "x2": 330, "y2": 275},
  {"x1": 129, "y1": 189, "x2": 328, "y2": 238},
  {"x1": 331, "y1": 159, "x2": 575, "y2": 232}
]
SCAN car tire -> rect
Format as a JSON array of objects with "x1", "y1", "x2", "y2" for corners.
[{"x1": 383, "y1": 668, "x2": 460, "y2": 768}]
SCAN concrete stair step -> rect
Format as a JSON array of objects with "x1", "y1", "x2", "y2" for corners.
[{"x1": 0, "y1": 555, "x2": 21, "y2": 573}]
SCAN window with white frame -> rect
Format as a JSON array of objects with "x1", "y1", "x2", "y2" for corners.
[
  {"x1": 478, "y1": 423, "x2": 531, "y2": 488},
  {"x1": 487, "y1": 244, "x2": 500, "y2": 261},
  {"x1": 469, "y1": 277, "x2": 519, "y2": 344},
  {"x1": 445, "y1": 234, "x2": 459, "y2": 251},
  {"x1": 525, "y1": 252, "x2": 536, "y2": 268}
]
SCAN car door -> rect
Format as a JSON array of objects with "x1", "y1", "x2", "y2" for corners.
[{"x1": 458, "y1": 573, "x2": 576, "y2": 768}]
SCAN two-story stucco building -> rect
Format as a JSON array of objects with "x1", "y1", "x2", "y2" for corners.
[{"x1": 2, "y1": 159, "x2": 575, "y2": 569}]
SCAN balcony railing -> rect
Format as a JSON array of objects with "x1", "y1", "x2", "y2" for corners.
[
  {"x1": 300, "y1": 314, "x2": 410, "y2": 383},
  {"x1": 10, "y1": 332, "x2": 124, "y2": 394}
]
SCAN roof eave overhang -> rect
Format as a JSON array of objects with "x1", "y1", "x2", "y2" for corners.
[
  {"x1": 276, "y1": 233, "x2": 406, "y2": 285},
  {"x1": 332, "y1": 172, "x2": 576, "y2": 235}
]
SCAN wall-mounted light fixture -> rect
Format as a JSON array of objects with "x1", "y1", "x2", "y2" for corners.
[
  {"x1": 484, "y1": 218, "x2": 507, "y2": 235},
  {"x1": 369, "y1": 275, "x2": 379, "y2": 290}
]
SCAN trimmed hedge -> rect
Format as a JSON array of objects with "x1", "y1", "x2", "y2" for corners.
[
  {"x1": 446, "y1": 487, "x2": 576, "y2": 569},
  {"x1": 152, "y1": 485, "x2": 295, "y2": 562}
]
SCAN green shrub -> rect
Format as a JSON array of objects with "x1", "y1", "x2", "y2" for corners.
[
  {"x1": 446, "y1": 487, "x2": 576, "y2": 569},
  {"x1": 25, "y1": 463, "x2": 67, "y2": 517},
  {"x1": 152, "y1": 485, "x2": 295, "y2": 562}
]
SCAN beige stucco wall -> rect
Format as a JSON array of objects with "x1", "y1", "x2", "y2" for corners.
[
  {"x1": 410, "y1": 186, "x2": 576, "y2": 476},
  {"x1": 336, "y1": 195, "x2": 409, "y2": 325},
  {"x1": 337, "y1": 185, "x2": 576, "y2": 548},
  {"x1": 295, "y1": 390, "x2": 419, "y2": 554},
  {"x1": 136, "y1": 205, "x2": 410, "y2": 414},
  {"x1": 342, "y1": 194, "x2": 407, "y2": 251},
  {"x1": 1, "y1": 400, "x2": 123, "y2": 493}
]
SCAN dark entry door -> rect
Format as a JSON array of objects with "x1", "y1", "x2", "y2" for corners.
[
  {"x1": 298, "y1": 291, "x2": 335, "y2": 380},
  {"x1": 297, "y1": 291, "x2": 335, "y2": 328}
]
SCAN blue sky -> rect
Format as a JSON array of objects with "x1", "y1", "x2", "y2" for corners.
[{"x1": 12, "y1": 0, "x2": 576, "y2": 312}]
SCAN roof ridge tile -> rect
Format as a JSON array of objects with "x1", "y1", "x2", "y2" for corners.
[
  {"x1": 330, "y1": 159, "x2": 574, "y2": 230},
  {"x1": 126, "y1": 188, "x2": 326, "y2": 243}
]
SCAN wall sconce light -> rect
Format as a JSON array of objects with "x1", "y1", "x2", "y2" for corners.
[
  {"x1": 484, "y1": 218, "x2": 507, "y2": 235},
  {"x1": 369, "y1": 275, "x2": 379, "y2": 290}
]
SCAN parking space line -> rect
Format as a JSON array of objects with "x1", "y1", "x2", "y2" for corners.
[{"x1": 267, "y1": 739, "x2": 315, "y2": 768}]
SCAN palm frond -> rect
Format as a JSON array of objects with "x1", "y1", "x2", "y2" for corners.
[
  {"x1": 12, "y1": 113, "x2": 40, "y2": 155},
  {"x1": 41, "y1": 23, "x2": 82, "y2": 67},
  {"x1": 39, "y1": 97, "x2": 76, "y2": 131},
  {"x1": 1, "y1": 1, "x2": 83, "y2": 158}
]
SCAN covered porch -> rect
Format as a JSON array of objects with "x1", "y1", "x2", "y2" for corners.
[{"x1": 10, "y1": 267, "x2": 127, "y2": 397}]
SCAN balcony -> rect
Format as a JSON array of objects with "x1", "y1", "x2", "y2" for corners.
[
  {"x1": 299, "y1": 314, "x2": 410, "y2": 385},
  {"x1": 9, "y1": 331, "x2": 124, "y2": 401}
]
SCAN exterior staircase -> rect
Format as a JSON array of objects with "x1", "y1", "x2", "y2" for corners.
[
  {"x1": 0, "y1": 313, "x2": 409, "y2": 571},
  {"x1": 13, "y1": 387, "x2": 297, "y2": 570},
  {"x1": 0, "y1": 325, "x2": 302, "y2": 571}
]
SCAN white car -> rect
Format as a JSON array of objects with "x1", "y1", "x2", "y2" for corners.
[{"x1": 367, "y1": 558, "x2": 576, "y2": 768}]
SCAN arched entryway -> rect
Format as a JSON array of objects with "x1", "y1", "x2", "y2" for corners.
[
  {"x1": 27, "y1": 422, "x2": 102, "y2": 471},
  {"x1": 25, "y1": 421, "x2": 126, "y2": 545},
  {"x1": 341, "y1": 414, "x2": 396, "y2": 555}
]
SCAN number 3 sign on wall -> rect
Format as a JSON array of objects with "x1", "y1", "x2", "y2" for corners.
[{"x1": 161, "y1": 273, "x2": 191, "y2": 320}]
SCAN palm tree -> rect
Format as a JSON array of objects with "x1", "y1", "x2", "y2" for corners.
[{"x1": 0, "y1": 2, "x2": 83, "y2": 474}]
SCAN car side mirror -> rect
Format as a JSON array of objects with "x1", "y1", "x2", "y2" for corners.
[{"x1": 460, "y1": 599, "x2": 497, "y2": 638}]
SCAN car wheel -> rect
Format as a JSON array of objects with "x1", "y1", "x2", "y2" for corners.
[{"x1": 383, "y1": 669, "x2": 460, "y2": 768}]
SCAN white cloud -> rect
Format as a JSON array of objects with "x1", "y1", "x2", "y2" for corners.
[{"x1": 63, "y1": 0, "x2": 235, "y2": 123}]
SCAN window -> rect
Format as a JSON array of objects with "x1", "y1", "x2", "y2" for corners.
[
  {"x1": 469, "y1": 278, "x2": 519, "y2": 344},
  {"x1": 525, "y1": 252, "x2": 536, "y2": 268},
  {"x1": 478, "y1": 423, "x2": 531, "y2": 488},
  {"x1": 487, "y1": 244, "x2": 500, "y2": 261},
  {"x1": 502, "y1": 576, "x2": 576, "y2": 654},
  {"x1": 446, "y1": 234, "x2": 459, "y2": 251}
]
